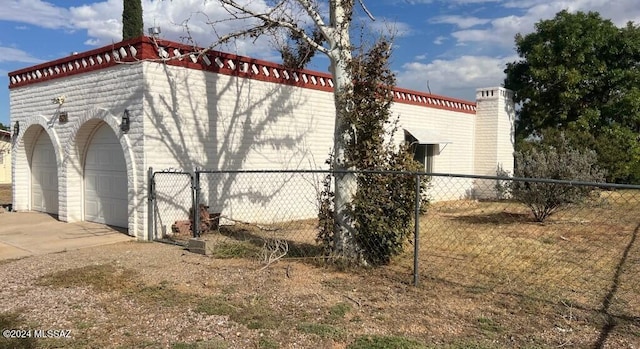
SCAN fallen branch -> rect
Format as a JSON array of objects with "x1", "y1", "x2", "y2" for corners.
[
  {"x1": 220, "y1": 215, "x2": 280, "y2": 232},
  {"x1": 343, "y1": 294, "x2": 362, "y2": 307},
  {"x1": 259, "y1": 238, "x2": 289, "y2": 270}
]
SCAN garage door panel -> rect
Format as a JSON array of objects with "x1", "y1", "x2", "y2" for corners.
[
  {"x1": 32, "y1": 191, "x2": 43, "y2": 208},
  {"x1": 31, "y1": 132, "x2": 58, "y2": 215},
  {"x1": 84, "y1": 125, "x2": 127, "y2": 228}
]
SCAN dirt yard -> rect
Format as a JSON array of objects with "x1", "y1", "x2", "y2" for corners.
[{"x1": 1, "y1": 190, "x2": 639, "y2": 348}]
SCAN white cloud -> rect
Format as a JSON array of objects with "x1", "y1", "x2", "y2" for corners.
[
  {"x1": 366, "y1": 18, "x2": 413, "y2": 37},
  {"x1": 139, "y1": 0, "x2": 275, "y2": 57},
  {"x1": 396, "y1": 55, "x2": 516, "y2": 100},
  {"x1": 450, "y1": 14, "x2": 534, "y2": 48},
  {"x1": 0, "y1": 0, "x2": 281, "y2": 57},
  {"x1": 433, "y1": 36, "x2": 446, "y2": 45},
  {"x1": 430, "y1": 15, "x2": 491, "y2": 29},
  {"x1": 399, "y1": 0, "x2": 500, "y2": 4},
  {"x1": 0, "y1": 0, "x2": 72, "y2": 29},
  {"x1": 448, "y1": 0, "x2": 640, "y2": 49},
  {"x1": 515, "y1": 0, "x2": 640, "y2": 27},
  {"x1": 69, "y1": 0, "x2": 122, "y2": 44},
  {"x1": 454, "y1": 0, "x2": 501, "y2": 3},
  {"x1": 0, "y1": 46, "x2": 44, "y2": 63}
]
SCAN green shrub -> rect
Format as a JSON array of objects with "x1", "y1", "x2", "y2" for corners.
[
  {"x1": 317, "y1": 39, "x2": 427, "y2": 266},
  {"x1": 510, "y1": 143, "x2": 605, "y2": 222}
]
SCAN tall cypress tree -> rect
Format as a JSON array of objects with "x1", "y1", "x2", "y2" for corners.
[{"x1": 122, "y1": 0, "x2": 143, "y2": 40}]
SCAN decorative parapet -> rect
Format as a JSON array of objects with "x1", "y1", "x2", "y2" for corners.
[
  {"x1": 143, "y1": 37, "x2": 335, "y2": 93},
  {"x1": 393, "y1": 87, "x2": 476, "y2": 114},
  {"x1": 476, "y1": 87, "x2": 513, "y2": 101},
  {"x1": 8, "y1": 36, "x2": 144, "y2": 88},
  {"x1": 8, "y1": 36, "x2": 476, "y2": 114}
]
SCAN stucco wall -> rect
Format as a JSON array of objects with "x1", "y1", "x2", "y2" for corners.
[
  {"x1": 392, "y1": 103, "x2": 477, "y2": 201},
  {"x1": 0, "y1": 136, "x2": 10, "y2": 184},
  {"x1": 143, "y1": 62, "x2": 337, "y2": 227},
  {"x1": 142, "y1": 62, "x2": 488, "y2": 227},
  {"x1": 9, "y1": 64, "x2": 146, "y2": 237},
  {"x1": 473, "y1": 87, "x2": 515, "y2": 198}
]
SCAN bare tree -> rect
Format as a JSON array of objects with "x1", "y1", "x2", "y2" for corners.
[{"x1": 187, "y1": 0, "x2": 374, "y2": 261}]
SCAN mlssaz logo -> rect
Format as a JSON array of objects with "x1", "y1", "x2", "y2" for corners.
[{"x1": 35, "y1": 329, "x2": 72, "y2": 338}]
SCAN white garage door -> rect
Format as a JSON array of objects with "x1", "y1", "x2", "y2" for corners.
[
  {"x1": 84, "y1": 124, "x2": 128, "y2": 227},
  {"x1": 31, "y1": 131, "x2": 58, "y2": 214}
]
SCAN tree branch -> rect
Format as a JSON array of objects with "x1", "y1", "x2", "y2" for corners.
[
  {"x1": 216, "y1": 0, "x2": 330, "y2": 56},
  {"x1": 295, "y1": 0, "x2": 332, "y2": 40},
  {"x1": 357, "y1": 0, "x2": 375, "y2": 21}
]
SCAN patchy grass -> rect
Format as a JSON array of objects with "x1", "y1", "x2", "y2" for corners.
[
  {"x1": 256, "y1": 337, "x2": 279, "y2": 349},
  {"x1": 476, "y1": 316, "x2": 503, "y2": 335},
  {"x1": 327, "y1": 302, "x2": 351, "y2": 322},
  {"x1": 297, "y1": 322, "x2": 345, "y2": 339},
  {"x1": 170, "y1": 340, "x2": 228, "y2": 349},
  {"x1": 36, "y1": 264, "x2": 138, "y2": 292},
  {"x1": 195, "y1": 294, "x2": 283, "y2": 330},
  {"x1": 347, "y1": 335, "x2": 427, "y2": 349},
  {"x1": 207, "y1": 240, "x2": 261, "y2": 259},
  {"x1": 5, "y1": 190, "x2": 639, "y2": 348},
  {"x1": 0, "y1": 312, "x2": 33, "y2": 349},
  {"x1": 412, "y1": 191, "x2": 640, "y2": 309},
  {"x1": 37, "y1": 265, "x2": 285, "y2": 330},
  {"x1": 194, "y1": 296, "x2": 238, "y2": 317}
]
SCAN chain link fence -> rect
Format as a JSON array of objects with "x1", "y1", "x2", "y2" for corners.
[
  {"x1": 149, "y1": 169, "x2": 194, "y2": 243},
  {"x1": 418, "y1": 175, "x2": 639, "y2": 320},
  {"x1": 149, "y1": 168, "x2": 640, "y2": 320},
  {"x1": 195, "y1": 170, "x2": 324, "y2": 260}
]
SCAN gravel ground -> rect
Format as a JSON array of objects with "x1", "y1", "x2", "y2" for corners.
[
  {"x1": 0, "y1": 242, "x2": 268, "y2": 348},
  {"x1": 1, "y1": 237, "x2": 638, "y2": 348}
]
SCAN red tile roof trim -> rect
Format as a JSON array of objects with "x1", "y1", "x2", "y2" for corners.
[{"x1": 8, "y1": 36, "x2": 476, "y2": 114}]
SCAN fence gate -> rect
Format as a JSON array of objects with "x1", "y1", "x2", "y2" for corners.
[{"x1": 149, "y1": 168, "x2": 195, "y2": 244}]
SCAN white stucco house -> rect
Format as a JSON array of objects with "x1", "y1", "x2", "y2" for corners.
[{"x1": 9, "y1": 36, "x2": 514, "y2": 239}]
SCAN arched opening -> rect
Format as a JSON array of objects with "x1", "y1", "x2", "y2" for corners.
[
  {"x1": 83, "y1": 123, "x2": 128, "y2": 227},
  {"x1": 30, "y1": 128, "x2": 58, "y2": 215}
]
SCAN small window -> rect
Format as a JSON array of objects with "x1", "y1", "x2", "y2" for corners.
[{"x1": 413, "y1": 144, "x2": 438, "y2": 173}]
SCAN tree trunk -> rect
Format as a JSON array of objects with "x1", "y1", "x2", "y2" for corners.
[{"x1": 328, "y1": 0, "x2": 360, "y2": 263}]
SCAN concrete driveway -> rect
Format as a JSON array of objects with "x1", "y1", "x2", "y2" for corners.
[{"x1": 0, "y1": 211, "x2": 134, "y2": 260}]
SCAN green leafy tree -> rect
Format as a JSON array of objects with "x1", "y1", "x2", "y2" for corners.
[
  {"x1": 504, "y1": 10, "x2": 640, "y2": 183},
  {"x1": 122, "y1": 0, "x2": 143, "y2": 40},
  {"x1": 317, "y1": 39, "x2": 427, "y2": 266},
  {"x1": 0, "y1": 122, "x2": 8, "y2": 131}
]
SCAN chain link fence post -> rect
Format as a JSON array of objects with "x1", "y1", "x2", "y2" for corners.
[
  {"x1": 414, "y1": 172, "x2": 421, "y2": 287},
  {"x1": 192, "y1": 170, "x2": 200, "y2": 238},
  {"x1": 147, "y1": 167, "x2": 155, "y2": 241}
]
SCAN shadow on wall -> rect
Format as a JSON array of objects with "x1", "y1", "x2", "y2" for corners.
[{"x1": 145, "y1": 64, "x2": 316, "y2": 232}]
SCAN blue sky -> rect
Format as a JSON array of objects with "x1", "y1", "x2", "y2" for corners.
[{"x1": 1, "y1": 0, "x2": 640, "y2": 126}]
